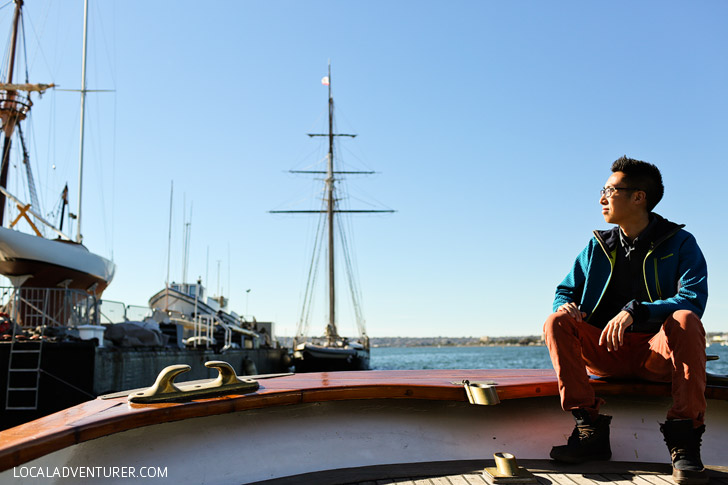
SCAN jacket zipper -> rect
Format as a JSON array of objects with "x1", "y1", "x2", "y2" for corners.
[
  {"x1": 653, "y1": 259, "x2": 662, "y2": 300},
  {"x1": 588, "y1": 230, "x2": 616, "y2": 322},
  {"x1": 641, "y1": 225, "x2": 682, "y2": 302}
]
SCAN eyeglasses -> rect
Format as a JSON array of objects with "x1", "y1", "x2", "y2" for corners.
[{"x1": 600, "y1": 186, "x2": 641, "y2": 198}]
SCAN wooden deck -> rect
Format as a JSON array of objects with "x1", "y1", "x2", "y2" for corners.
[
  {"x1": 250, "y1": 460, "x2": 728, "y2": 485},
  {"x1": 364, "y1": 471, "x2": 728, "y2": 485}
]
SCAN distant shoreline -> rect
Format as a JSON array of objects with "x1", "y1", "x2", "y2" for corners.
[
  {"x1": 369, "y1": 336, "x2": 543, "y2": 348},
  {"x1": 372, "y1": 343, "x2": 546, "y2": 349},
  {"x1": 278, "y1": 333, "x2": 728, "y2": 349},
  {"x1": 277, "y1": 336, "x2": 545, "y2": 348}
]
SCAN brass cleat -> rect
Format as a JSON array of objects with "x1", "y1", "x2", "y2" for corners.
[
  {"x1": 483, "y1": 452, "x2": 537, "y2": 484},
  {"x1": 129, "y1": 361, "x2": 259, "y2": 404},
  {"x1": 462, "y1": 379, "x2": 500, "y2": 405}
]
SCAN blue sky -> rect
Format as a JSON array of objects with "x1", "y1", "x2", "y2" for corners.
[{"x1": 2, "y1": 1, "x2": 727, "y2": 338}]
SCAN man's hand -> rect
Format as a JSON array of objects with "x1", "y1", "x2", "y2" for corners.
[
  {"x1": 557, "y1": 302, "x2": 586, "y2": 322},
  {"x1": 599, "y1": 310, "x2": 633, "y2": 351}
]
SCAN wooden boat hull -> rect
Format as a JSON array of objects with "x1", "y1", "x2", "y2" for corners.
[{"x1": 0, "y1": 370, "x2": 726, "y2": 484}]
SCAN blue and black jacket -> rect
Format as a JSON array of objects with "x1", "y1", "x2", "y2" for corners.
[{"x1": 552, "y1": 213, "x2": 708, "y2": 334}]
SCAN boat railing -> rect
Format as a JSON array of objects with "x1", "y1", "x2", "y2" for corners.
[
  {"x1": 98, "y1": 299, "x2": 125, "y2": 324},
  {"x1": 98, "y1": 300, "x2": 154, "y2": 324},
  {"x1": 0, "y1": 286, "x2": 98, "y2": 329},
  {"x1": 126, "y1": 305, "x2": 153, "y2": 321},
  {"x1": 191, "y1": 314, "x2": 233, "y2": 351},
  {"x1": 216, "y1": 318, "x2": 233, "y2": 352},
  {"x1": 0, "y1": 90, "x2": 32, "y2": 118},
  {"x1": 186, "y1": 314, "x2": 216, "y2": 349}
]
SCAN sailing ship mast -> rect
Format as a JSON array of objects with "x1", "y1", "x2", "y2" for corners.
[
  {"x1": 76, "y1": 0, "x2": 90, "y2": 243},
  {"x1": 68, "y1": 0, "x2": 113, "y2": 243},
  {"x1": 0, "y1": 0, "x2": 54, "y2": 227},
  {"x1": 0, "y1": 0, "x2": 115, "y2": 296},
  {"x1": 272, "y1": 63, "x2": 393, "y2": 345},
  {"x1": 0, "y1": 0, "x2": 28, "y2": 227}
]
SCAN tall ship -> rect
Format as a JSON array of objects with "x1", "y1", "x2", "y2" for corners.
[
  {"x1": 272, "y1": 64, "x2": 393, "y2": 372},
  {"x1": 0, "y1": 1, "x2": 289, "y2": 430},
  {"x1": 0, "y1": 0, "x2": 114, "y2": 296}
]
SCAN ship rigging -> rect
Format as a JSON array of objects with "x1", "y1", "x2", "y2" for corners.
[{"x1": 271, "y1": 63, "x2": 393, "y2": 372}]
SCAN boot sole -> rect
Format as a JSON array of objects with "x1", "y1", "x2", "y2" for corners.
[{"x1": 673, "y1": 469, "x2": 709, "y2": 485}]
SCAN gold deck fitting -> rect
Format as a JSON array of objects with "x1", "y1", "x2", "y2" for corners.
[
  {"x1": 463, "y1": 379, "x2": 500, "y2": 405},
  {"x1": 128, "y1": 360, "x2": 259, "y2": 404},
  {"x1": 483, "y1": 452, "x2": 537, "y2": 484}
]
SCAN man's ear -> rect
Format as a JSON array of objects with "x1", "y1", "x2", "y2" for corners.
[{"x1": 633, "y1": 190, "x2": 647, "y2": 206}]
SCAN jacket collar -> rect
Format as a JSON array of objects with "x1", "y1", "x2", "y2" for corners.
[{"x1": 593, "y1": 213, "x2": 684, "y2": 253}]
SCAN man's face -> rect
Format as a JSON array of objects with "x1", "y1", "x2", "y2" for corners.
[{"x1": 600, "y1": 171, "x2": 639, "y2": 225}]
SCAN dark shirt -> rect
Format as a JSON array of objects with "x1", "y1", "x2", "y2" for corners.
[{"x1": 588, "y1": 216, "x2": 658, "y2": 329}]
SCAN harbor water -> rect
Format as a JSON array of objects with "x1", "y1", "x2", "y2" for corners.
[{"x1": 371, "y1": 343, "x2": 728, "y2": 375}]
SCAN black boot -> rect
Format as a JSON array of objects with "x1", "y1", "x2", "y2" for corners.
[
  {"x1": 550, "y1": 409, "x2": 612, "y2": 463},
  {"x1": 660, "y1": 420, "x2": 708, "y2": 485}
]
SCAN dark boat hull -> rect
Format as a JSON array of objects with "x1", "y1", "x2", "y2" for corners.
[{"x1": 292, "y1": 343, "x2": 370, "y2": 372}]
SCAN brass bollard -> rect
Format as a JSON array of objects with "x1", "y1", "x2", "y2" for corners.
[
  {"x1": 494, "y1": 452, "x2": 519, "y2": 476},
  {"x1": 463, "y1": 380, "x2": 500, "y2": 405},
  {"x1": 483, "y1": 452, "x2": 537, "y2": 484}
]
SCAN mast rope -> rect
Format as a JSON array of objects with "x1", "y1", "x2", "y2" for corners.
[
  {"x1": 16, "y1": 124, "x2": 41, "y2": 224},
  {"x1": 295, "y1": 200, "x2": 326, "y2": 340},
  {"x1": 23, "y1": 3, "x2": 56, "y2": 82},
  {"x1": 1, "y1": 12, "x2": 11, "y2": 83},
  {"x1": 297, "y1": 209, "x2": 324, "y2": 339},
  {"x1": 338, "y1": 210, "x2": 366, "y2": 339}
]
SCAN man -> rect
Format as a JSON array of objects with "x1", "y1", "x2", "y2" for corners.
[{"x1": 543, "y1": 156, "x2": 708, "y2": 484}]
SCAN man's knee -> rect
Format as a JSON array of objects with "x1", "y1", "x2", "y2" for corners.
[
  {"x1": 543, "y1": 312, "x2": 559, "y2": 335},
  {"x1": 543, "y1": 312, "x2": 574, "y2": 337},
  {"x1": 663, "y1": 310, "x2": 705, "y2": 338}
]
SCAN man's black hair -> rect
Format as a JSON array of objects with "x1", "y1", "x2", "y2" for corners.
[{"x1": 611, "y1": 156, "x2": 664, "y2": 212}]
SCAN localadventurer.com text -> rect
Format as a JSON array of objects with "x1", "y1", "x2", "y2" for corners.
[{"x1": 13, "y1": 466, "x2": 168, "y2": 479}]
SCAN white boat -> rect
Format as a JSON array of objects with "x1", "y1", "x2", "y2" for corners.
[
  {"x1": 0, "y1": 0, "x2": 114, "y2": 296},
  {"x1": 149, "y1": 281, "x2": 236, "y2": 324},
  {"x1": 0, "y1": 226, "x2": 114, "y2": 293},
  {"x1": 0, "y1": 367, "x2": 726, "y2": 484},
  {"x1": 271, "y1": 64, "x2": 393, "y2": 372},
  {"x1": 148, "y1": 281, "x2": 263, "y2": 347}
]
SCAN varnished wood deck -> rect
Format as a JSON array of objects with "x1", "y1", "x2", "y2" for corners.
[
  {"x1": 1, "y1": 370, "x2": 726, "y2": 475},
  {"x1": 250, "y1": 460, "x2": 728, "y2": 485}
]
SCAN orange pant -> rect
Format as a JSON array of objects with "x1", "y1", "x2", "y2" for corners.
[{"x1": 543, "y1": 310, "x2": 707, "y2": 426}]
